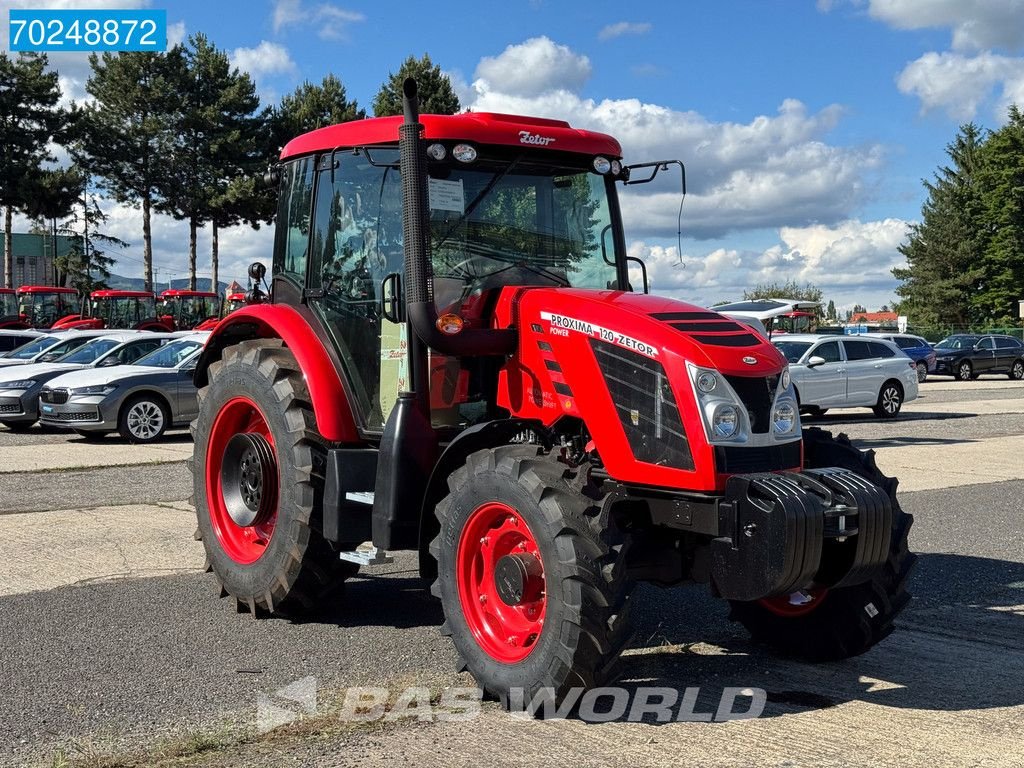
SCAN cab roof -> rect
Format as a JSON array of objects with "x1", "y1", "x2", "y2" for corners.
[
  {"x1": 16, "y1": 286, "x2": 78, "y2": 294},
  {"x1": 281, "y1": 112, "x2": 622, "y2": 161},
  {"x1": 91, "y1": 290, "x2": 154, "y2": 299},
  {"x1": 160, "y1": 290, "x2": 218, "y2": 298}
]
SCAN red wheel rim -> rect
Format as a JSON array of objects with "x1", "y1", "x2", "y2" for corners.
[
  {"x1": 759, "y1": 588, "x2": 828, "y2": 618},
  {"x1": 206, "y1": 397, "x2": 278, "y2": 564},
  {"x1": 456, "y1": 502, "x2": 546, "y2": 663}
]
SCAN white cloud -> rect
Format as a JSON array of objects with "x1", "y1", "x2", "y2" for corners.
[
  {"x1": 633, "y1": 219, "x2": 911, "y2": 309},
  {"x1": 896, "y1": 50, "x2": 1024, "y2": 119},
  {"x1": 474, "y1": 37, "x2": 591, "y2": 98},
  {"x1": 598, "y1": 22, "x2": 652, "y2": 41},
  {"x1": 230, "y1": 41, "x2": 298, "y2": 83},
  {"x1": 867, "y1": 0, "x2": 1024, "y2": 52},
  {"x1": 271, "y1": 0, "x2": 365, "y2": 40}
]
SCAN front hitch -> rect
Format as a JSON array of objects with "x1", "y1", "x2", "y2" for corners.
[{"x1": 710, "y1": 468, "x2": 893, "y2": 601}]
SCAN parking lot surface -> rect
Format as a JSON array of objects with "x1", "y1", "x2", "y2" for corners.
[{"x1": 0, "y1": 379, "x2": 1021, "y2": 767}]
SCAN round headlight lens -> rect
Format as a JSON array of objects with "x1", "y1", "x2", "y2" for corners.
[
  {"x1": 426, "y1": 143, "x2": 447, "y2": 160},
  {"x1": 712, "y1": 404, "x2": 739, "y2": 438},
  {"x1": 452, "y1": 143, "x2": 477, "y2": 163},
  {"x1": 611, "y1": 159, "x2": 622, "y2": 175},
  {"x1": 696, "y1": 371, "x2": 718, "y2": 393},
  {"x1": 593, "y1": 156, "x2": 611, "y2": 174},
  {"x1": 773, "y1": 401, "x2": 796, "y2": 434},
  {"x1": 781, "y1": 368, "x2": 791, "y2": 389}
]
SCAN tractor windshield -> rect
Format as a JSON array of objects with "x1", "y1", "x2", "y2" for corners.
[
  {"x1": 19, "y1": 292, "x2": 81, "y2": 328},
  {"x1": 93, "y1": 296, "x2": 156, "y2": 327},
  {"x1": 164, "y1": 296, "x2": 218, "y2": 329},
  {"x1": 0, "y1": 293, "x2": 16, "y2": 317}
]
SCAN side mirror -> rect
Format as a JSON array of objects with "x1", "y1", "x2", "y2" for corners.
[
  {"x1": 98, "y1": 357, "x2": 120, "y2": 367},
  {"x1": 248, "y1": 261, "x2": 267, "y2": 282},
  {"x1": 625, "y1": 256, "x2": 649, "y2": 294},
  {"x1": 40, "y1": 352, "x2": 61, "y2": 362},
  {"x1": 807, "y1": 355, "x2": 827, "y2": 368}
]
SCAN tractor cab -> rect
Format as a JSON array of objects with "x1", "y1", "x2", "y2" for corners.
[
  {"x1": 223, "y1": 292, "x2": 247, "y2": 316},
  {"x1": 11, "y1": 286, "x2": 81, "y2": 329},
  {"x1": 158, "y1": 290, "x2": 221, "y2": 330},
  {"x1": 0, "y1": 289, "x2": 17, "y2": 322},
  {"x1": 51, "y1": 290, "x2": 164, "y2": 331},
  {"x1": 192, "y1": 80, "x2": 912, "y2": 713}
]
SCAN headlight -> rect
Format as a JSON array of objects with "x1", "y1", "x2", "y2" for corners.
[
  {"x1": 696, "y1": 371, "x2": 718, "y2": 393},
  {"x1": 773, "y1": 401, "x2": 796, "y2": 434},
  {"x1": 70, "y1": 385, "x2": 117, "y2": 395},
  {"x1": 780, "y1": 368, "x2": 790, "y2": 390},
  {"x1": 0, "y1": 380, "x2": 35, "y2": 389},
  {"x1": 711, "y1": 404, "x2": 739, "y2": 438}
]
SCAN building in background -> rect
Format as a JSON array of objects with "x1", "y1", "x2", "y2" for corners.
[{"x1": 1, "y1": 231, "x2": 80, "y2": 288}]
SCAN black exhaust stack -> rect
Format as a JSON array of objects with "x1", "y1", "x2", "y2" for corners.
[{"x1": 398, "y1": 78, "x2": 516, "y2": 358}]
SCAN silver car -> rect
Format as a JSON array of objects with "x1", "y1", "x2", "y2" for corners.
[
  {"x1": 0, "y1": 332, "x2": 173, "y2": 430},
  {"x1": 0, "y1": 329, "x2": 113, "y2": 368},
  {"x1": 773, "y1": 334, "x2": 920, "y2": 418},
  {"x1": 39, "y1": 335, "x2": 207, "y2": 443}
]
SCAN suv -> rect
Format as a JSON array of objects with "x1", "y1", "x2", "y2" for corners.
[
  {"x1": 773, "y1": 334, "x2": 919, "y2": 418},
  {"x1": 869, "y1": 333, "x2": 937, "y2": 383},
  {"x1": 933, "y1": 334, "x2": 1024, "y2": 381}
]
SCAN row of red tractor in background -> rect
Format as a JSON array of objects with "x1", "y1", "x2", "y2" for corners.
[{"x1": 0, "y1": 286, "x2": 247, "y2": 333}]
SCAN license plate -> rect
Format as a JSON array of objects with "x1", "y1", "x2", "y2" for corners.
[{"x1": 41, "y1": 405, "x2": 53, "y2": 413}]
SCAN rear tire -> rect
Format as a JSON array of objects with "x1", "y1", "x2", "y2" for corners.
[
  {"x1": 916, "y1": 361, "x2": 927, "y2": 383},
  {"x1": 872, "y1": 380, "x2": 903, "y2": 418},
  {"x1": 431, "y1": 445, "x2": 632, "y2": 714},
  {"x1": 728, "y1": 428, "x2": 915, "y2": 661},
  {"x1": 193, "y1": 339, "x2": 357, "y2": 616},
  {"x1": 1009, "y1": 359, "x2": 1024, "y2": 381},
  {"x1": 956, "y1": 360, "x2": 973, "y2": 381}
]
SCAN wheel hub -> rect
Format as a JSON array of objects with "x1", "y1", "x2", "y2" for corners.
[
  {"x1": 494, "y1": 553, "x2": 544, "y2": 606},
  {"x1": 221, "y1": 432, "x2": 277, "y2": 527}
]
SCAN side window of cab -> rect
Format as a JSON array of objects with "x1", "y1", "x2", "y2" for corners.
[{"x1": 272, "y1": 157, "x2": 316, "y2": 285}]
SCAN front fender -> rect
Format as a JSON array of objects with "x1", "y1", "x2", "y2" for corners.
[{"x1": 194, "y1": 304, "x2": 359, "y2": 443}]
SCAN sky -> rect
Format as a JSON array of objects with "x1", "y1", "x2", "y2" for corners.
[{"x1": 3, "y1": 0, "x2": 1024, "y2": 313}]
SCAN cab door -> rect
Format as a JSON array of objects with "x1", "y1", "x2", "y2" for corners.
[{"x1": 975, "y1": 336, "x2": 997, "y2": 373}]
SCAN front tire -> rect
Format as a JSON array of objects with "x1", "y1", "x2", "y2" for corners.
[
  {"x1": 118, "y1": 395, "x2": 169, "y2": 443},
  {"x1": 872, "y1": 380, "x2": 903, "y2": 418},
  {"x1": 193, "y1": 339, "x2": 357, "y2": 616},
  {"x1": 956, "y1": 360, "x2": 973, "y2": 381},
  {"x1": 728, "y1": 428, "x2": 915, "y2": 661},
  {"x1": 431, "y1": 446, "x2": 632, "y2": 713}
]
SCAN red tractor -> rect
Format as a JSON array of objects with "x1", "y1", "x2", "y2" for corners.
[
  {"x1": 158, "y1": 289, "x2": 221, "y2": 330},
  {"x1": 0, "y1": 286, "x2": 82, "y2": 329},
  {"x1": 193, "y1": 81, "x2": 914, "y2": 711},
  {"x1": 223, "y1": 292, "x2": 247, "y2": 316},
  {"x1": 51, "y1": 289, "x2": 167, "y2": 331}
]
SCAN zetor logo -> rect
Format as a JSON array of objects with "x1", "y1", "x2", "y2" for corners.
[{"x1": 519, "y1": 131, "x2": 556, "y2": 146}]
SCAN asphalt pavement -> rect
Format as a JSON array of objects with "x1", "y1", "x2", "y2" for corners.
[{"x1": 0, "y1": 382, "x2": 1021, "y2": 767}]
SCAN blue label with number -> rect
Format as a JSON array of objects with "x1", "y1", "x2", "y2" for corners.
[{"x1": 9, "y1": 9, "x2": 167, "y2": 52}]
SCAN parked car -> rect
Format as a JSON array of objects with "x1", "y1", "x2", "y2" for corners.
[
  {"x1": 0, "y1": 329, "x2": 40, "y2": 354},
  {"x1": 866, "y1": 333, "x2": 937, "y2": 383},
  {"x1": 773, "y1": 334, "x2": 919, "y2": 418},
  {"x1": 0, "y1": 332, "x2": 173, "y2": 431},
  {"x1": 0, "y1": 330, "x2": 112, "y2": 369},
  {"x1": 39, "y1": 334, "x2": 208, "y2": 443},
  {"x1": 932, "y1": 334, "x2": 1024, "y2": 380}
]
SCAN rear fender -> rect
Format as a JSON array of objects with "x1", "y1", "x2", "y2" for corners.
[{"x1": 194, "y1": 304, "x2": 359, "y2": 443}]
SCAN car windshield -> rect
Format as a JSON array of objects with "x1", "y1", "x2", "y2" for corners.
[
  {"x1": 59, "y1": 338, "x2": 122, "y2": 364},
  {"x1": 135, "y1": 339, "x2": 202, "y2": 368},
  {"x1": 4, "y1": 335, "x2": 59, "y2": 359},
  {"x1": 773, "y1": 341, "x2": 812, "y2": 363},
  {"x1": 936, "y1": 335, "x2": 979, "y2": 350}
]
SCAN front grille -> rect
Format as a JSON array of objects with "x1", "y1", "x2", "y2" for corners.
[
  {"x1": 46, "y1": 410, "x2": 98, "y2": 422},
  {"x1": 40, "y1": 389, "x2": 69, "y2": 404},
  {"x1": 0, "y1": 403, "x2": 19, "y2": 414},
  {"x1": 715, "y1": 442, "x2": 801, "y2": 473},
  {"x1": 590, "y1": 338, "x2": 693, "y2": 470},
  {"x1": 654, "y1": 312, "x2": 761, "y2": 347},
  {"x1": 725, "y1": 374, "x2": 780, "y2": 434}
]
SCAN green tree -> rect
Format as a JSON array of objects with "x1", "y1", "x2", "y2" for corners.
[
  {"x1": 55, "y1": 175, "x2": 126, "y2": 293},
  {"x1": 893, "y1": 123, "x2": 987, "y2": 327},
  {"x1": 74, "y1": 49, "x2": 184, "y2": 291},
  {"x1": 743, "y1": 280, "x2": 825, "y2": 320},
  {"x1": 274, "y1": 74, "x2": 364, "y2": 148},
  {"x1": 975, "y1": 106, "x2": 1024, "y2": 325},
  {"x1": 0, "y1": 52, "x2": 63, "y2": 287},
  {"x1": 159, "y1": 34, "x2": 262, "y2": 290},
  {"x1": 21, "y1": 166, "x2": 84, "y2": 286},
  {"x1": 373, "y1": 54, "x2": 460, "y2": 117},
  {"x1": 825, "y1": 299, "x2": 837, "y2": 321}
]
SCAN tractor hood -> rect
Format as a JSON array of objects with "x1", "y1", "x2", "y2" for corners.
[{"x1": 495, "y1": 288, "x2": 799, "y2": 493}]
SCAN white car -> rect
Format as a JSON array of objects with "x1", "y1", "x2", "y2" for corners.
[{"x1": 772, "y1": 334, "x2": 919, "y2": 418}]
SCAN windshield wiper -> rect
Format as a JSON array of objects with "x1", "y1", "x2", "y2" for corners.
[{"x1": 433, "y1": 155, "x2": 524, "y2": 251}]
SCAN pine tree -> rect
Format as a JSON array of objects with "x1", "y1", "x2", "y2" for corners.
[
  {"x1": 56, "y1": 174, "x2": 126, "y2": 293},
  {"x1": 372, "y1": 54, "x2": 460, "y2": 117},
  {"x1": 893, "y1": 124, "x2": 987, "y2": 327},
  {"x1": 273, "y1": 74, "x2": 364, "y2": 149},
  {"x1": 0, "y1": 52, "x2": 63, "y2": 287},
  {"x1": 826, "y1": 300, "x2": 837, "y2": 321},
  {"x1": 21, "y1": 166, "x2": 83, "y2": 285},
  {"x1": 74, "y1": 49, "x2": 184, "y2": 291}
]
